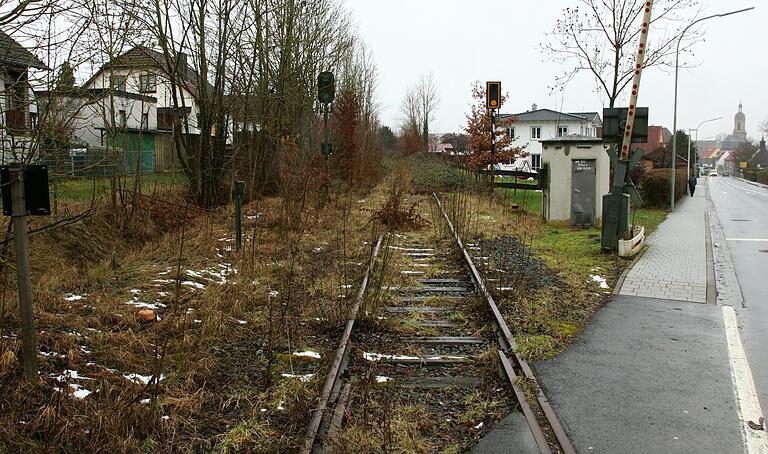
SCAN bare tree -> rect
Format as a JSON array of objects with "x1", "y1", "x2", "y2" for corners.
[
  {"x1": 399, "y1": 72, "x2": 438, "y2": 151},
  {"x1": 541, "y1": 0, "x2": 700, "y2": 107}
]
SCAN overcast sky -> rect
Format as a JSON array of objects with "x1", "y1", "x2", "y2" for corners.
[{"x1": 344, "y1": 0, "x2": 767, "y2": 143}]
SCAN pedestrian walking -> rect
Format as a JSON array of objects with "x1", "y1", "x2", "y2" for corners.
[{"x1": 688, "y1": 175, "x2": 697, "y2": 196}]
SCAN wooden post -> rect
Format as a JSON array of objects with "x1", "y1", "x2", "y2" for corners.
[{"x1": 9, "y1": 163, "x2": 38, "y2": 382}]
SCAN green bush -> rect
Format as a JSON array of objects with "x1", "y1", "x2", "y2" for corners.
[
  {"x1": 640, "y1": 168, "x2": 687, "y2": 208},
  {"x1": 743, "y1": 170, "x2": 768, "y2": 185},
  {"x1": 405, "y1": 153, "x2": 472, "y2": 194}
]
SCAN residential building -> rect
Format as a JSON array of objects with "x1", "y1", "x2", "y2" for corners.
[
  {"x1": 0, "y1": 30, "x2": 47, "y2": 164},
  {"x1": 700, "y1": 147, "x2": 722, "y2": 169},
  {"x1": 82, "y1": 46, "x2": 225, "y2": 171},
  {"x1": 632, "y1": 125, "x2": 672, "y2": 156},
  {"x1": 36, "y1": 88, "x2": 158, "y2": 175},
  {"x1": 496, "y1": 105, "x2": 602, "y2": 171},
  {"x1": 749, "y1": 137, "x2": 768, "y2": 168}
]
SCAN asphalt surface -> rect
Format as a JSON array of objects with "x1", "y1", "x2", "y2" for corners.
[
  {"x1": 536, "y1": 294, "x2": 742, "y2": 453},
  {"x1": 708, "y1": 176, "x2": 768, "y2": 417}
]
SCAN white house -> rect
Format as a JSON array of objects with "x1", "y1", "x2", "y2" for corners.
[
  {"x1": 496, "y1": 105, "x2": 602, "y2": 171},
  {"x1": 81, "y1": 46, "x2": 230, "y2": 171},
  {"x1": 0, "y1": 30, "x2": 48, "y2": 164}
]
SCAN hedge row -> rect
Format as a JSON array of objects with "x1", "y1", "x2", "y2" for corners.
[
  {"x1": 743, "y1": 170, "x2": 768, "y2": 185},
  {"x1": 640, "y1": 168, "x2": 688, "y2": 208}
]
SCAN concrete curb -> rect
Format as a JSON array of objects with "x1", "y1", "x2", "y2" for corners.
[
  {"x1": 736, "y1": 177, "x2": 768, "y2": 190},
  {"x1": 704, "y1": 184, "x2": 745, "y2": 308},
  {"x1": 704, "y1": 185, "x2": 717, "y2": 305}
]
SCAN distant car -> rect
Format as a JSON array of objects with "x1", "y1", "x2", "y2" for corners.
[{"x1": 709, "y1": 170, "x2": 718, "y2": 177}]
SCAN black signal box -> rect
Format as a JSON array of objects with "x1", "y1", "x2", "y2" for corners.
[
  {"x1": 318, "y1": 72, "x2": 335, "y2": 104},
  {"x1": 1, "y1": 165, "x2": 51, "y2": 216}
]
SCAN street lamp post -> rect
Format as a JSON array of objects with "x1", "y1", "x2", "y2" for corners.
[
  {"x1": 670, "y1": 7, "x2": 754, "y2": 210},
  {"x1": 687, "y1": 117, "x2": 722, "y2": 193}
]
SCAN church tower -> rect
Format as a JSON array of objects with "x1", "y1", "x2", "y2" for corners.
[{"x1": 734, "y1": 102, "x2": 747, "y2": 141}]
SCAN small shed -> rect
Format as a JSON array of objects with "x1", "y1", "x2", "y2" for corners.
[{"x1": 541, "y1": 136, "x2": 609, "y2": 226}]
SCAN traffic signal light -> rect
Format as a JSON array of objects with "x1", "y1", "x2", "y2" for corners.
[
  {"x1": 486, "y1": 81, "x2": 501, "y2": 109},
  {"x1": 318, "y1": 71, "x2": 335, "y2": 104}
]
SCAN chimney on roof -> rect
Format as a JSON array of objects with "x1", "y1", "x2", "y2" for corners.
[{"x1": 532, "y1": 103, "x2": 538, "y2": 111}]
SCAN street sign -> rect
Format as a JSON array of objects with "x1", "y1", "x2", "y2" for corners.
[
  {"x1": 318, "y1": 71, "x2": 335, "y2": 104},
  {"x1": 486, "y1": 81, "x2": 501, "y2": 109},
  {"x1": 1, "y1": 165, "x2": 51, "y2": 216},
  {"x1": 740, "y1": 161, "x2": 748, "y2": 168}
]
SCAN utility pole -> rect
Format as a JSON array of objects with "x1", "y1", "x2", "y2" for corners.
[{"x1": 9, "y1": 163, "x2": 38, "y2": 382}]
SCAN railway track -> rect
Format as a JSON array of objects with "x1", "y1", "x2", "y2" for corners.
[{"x1": 301, "y1": 195, "x2": 574, "y2": 454}]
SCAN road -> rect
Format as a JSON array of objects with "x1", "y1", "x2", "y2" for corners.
[{"x1": 708, "y1": 176, "x2": 768, "y2": 417}]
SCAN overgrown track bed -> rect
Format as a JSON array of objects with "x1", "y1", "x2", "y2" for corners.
[{"x1": 302, "y1": 196, "x2": 575, "y2": 453}]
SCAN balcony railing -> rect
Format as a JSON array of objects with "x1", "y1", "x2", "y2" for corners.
[{"x1": 4, "y1": 110, "x2": 30, "y2": 134}]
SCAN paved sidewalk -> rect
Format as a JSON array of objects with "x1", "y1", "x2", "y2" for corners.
[
  {"x1": 619, "y1": 187, "x2": 707, "y2": 303},
  {"x1": 536, "y1": 295, "x2": 741, "y2": 453}
]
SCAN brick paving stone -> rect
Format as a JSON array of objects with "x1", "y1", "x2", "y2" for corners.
[{"x1": 619, "y1": 190, "x2": 707, "y2": 303}]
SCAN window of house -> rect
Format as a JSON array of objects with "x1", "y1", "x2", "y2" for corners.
[
  {"x1": 531, "y1": 154, "x2": 542, "y2": 170},
  {"x1": 531, "y1": 126, "x2": 541, "y2": 140},
  {"x1": 111, "y1": 75, "x2": 127, "y2": 92},
  {"x1": 141, "y1": 112, "x2": 149, "y2": 130},
  {"x1": 558, "y1": 126, "x2": 568, "y2": 137},
  {"x1": 506, "y1": 127, "x2": 515, "y2": 139},
  {"x1": 118, "y1": 110, "x2": 127, "y2": 128},
  {"x1": 139, "y1": 74, "x2": 157, "y2": 93}
]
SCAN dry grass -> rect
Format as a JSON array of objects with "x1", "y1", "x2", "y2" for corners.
[{"x1": 0, "y1": 176, "x2": 388, "y2": 452}]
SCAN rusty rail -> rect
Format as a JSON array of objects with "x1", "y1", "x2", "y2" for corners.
[
  {"x1": 433, "y1": 193, "x2": 575, "y2": 454},
  {"x1": 300, "y1": 233, "x2": 385, "y2": 454}
]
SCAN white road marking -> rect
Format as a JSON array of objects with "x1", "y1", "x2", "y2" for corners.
[
  {"x1": 722, "y1": 306, "x2": 768, "y2": 453},
  {"x1": 726, "y1": 239, "x2": 768, "y2": 242}
]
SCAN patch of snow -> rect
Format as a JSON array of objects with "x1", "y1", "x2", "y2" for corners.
[
  {"x1": 193, "y1": 319, "x2": 202, "y2": 324},
  {"x1": 40, "y1": 351, "x2": 66, "y2": 359},
  {"x1": 140, "y1": 398, "x2": 151, "y2": 404},
  {"x1": 64, "y1": 294, "x2": 85, "y2": 302},
  {"x1": 277, "y1": 401, "x2": 285, "y2": 411},
  {"x1": 292, "y1": 350, "x2": 321, "y2": 359},
  {"x1": 71, "y1": 385, "x2": 92, "y2": 399},
  {"x1": 496, "y1": 287, "x2": 514, "y2": 291},
  {"x1": 281, "y1": 373, "x2": 315, "y2": 382},
  {"x1": 52, "y1": 369, "x2": 93, "y2": 382},
  {"x1": 158, "y1": 291, "x2": 170, "y2": 297},
  {"x1": 260, "y1": 408, "x2": 267, "y2": 413},
  {"x1": 363, "y1": 352, "x2": 420, "y2": 362},
  {"x1": 590, "y1": 275, "x2": 610, "y2": 289},
  {"x1": 153, "y1": 279, "x2": 173, "y2": 284},
  {"x1": 123, "y1": 373, "x2": 164, "y2": 385},
  {"x1": 80, "y1": 346, "x2": 92, "y2": 354},
  {"x1": 181, "y1": 281, "x2": 206, "y2": 290},
  {"x1": 124, "y1": 300, "x2": 164, "y2": 310},
  {"x1": 313, "y1": 247, "x2": 323, "y2": 253},
  {"x1": 268, "y1": 290, "x2": 279, "y2": 298},
  {"x1": 130, "y1": 289, "x2": 142, "y2": 295},
  {"x1": 162, "y1": 415, "x2": 170, "y2": 420},
  {"x1": 474, "y1": 422, "x2": 484, "y2": 430},
  {"x1": 375, "y1": 376, "x2": 392, "y2": 383},
  {"x1": 234, "y1": 319, "x2": 247, "y2": 325}
]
